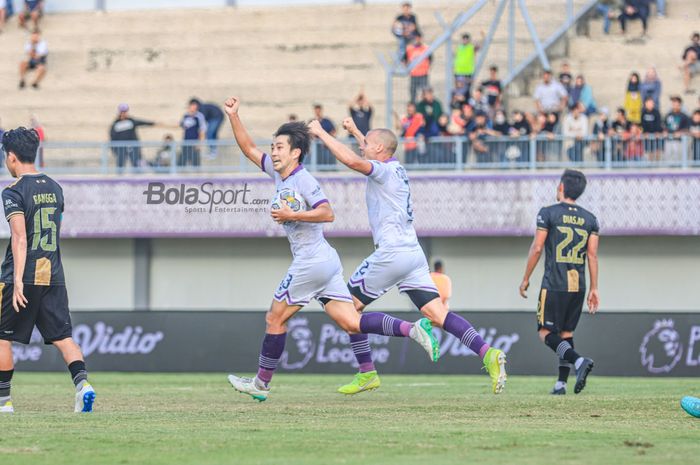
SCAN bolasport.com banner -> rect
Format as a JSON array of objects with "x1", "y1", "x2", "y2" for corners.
[{"x1": 11, "y1": 311, "x2": 700, "y2": 376}]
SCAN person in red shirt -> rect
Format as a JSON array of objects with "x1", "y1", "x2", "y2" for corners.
[
  {"x1": 405, "y1": 33, "x2": 431, "y2": 103},
  {"x1": 30, "y1": 114, "x2": 45, "y2": 167},
  {"x1": 396, "y1": 102, "x2": 425, "y2": 164}
]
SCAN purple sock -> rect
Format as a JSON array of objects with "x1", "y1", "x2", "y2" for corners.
[
  {"x1": 443, "y1": 312, "x2": 490, "y2": 359},
  {"x1": 257, "y1": 333, "x2": 287, "y2": 386},
  {"x1": 360, "y1": 312, "x2": 411, "y2": 337},
  {"x1": 349, "y1": 333, "x2": 375, "y2": 372}
]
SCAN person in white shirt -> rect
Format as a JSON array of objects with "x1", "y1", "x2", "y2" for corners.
[
  {"x1": 563, "y1": 103, "x2": 590, "y2": 162},
  {"x1": 534, "y1": 70, "x2": 568, "y2": 117},
  {"x1": 19, "y1": 30, "x2": 48, "y2": 90}
]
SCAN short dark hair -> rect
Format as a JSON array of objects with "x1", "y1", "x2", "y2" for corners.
[
  {"x1": 462, "y1": 33, "x2": 471, "y2": 40},
  {"x1": 189, "y1": 98, "x2": 201, "y2": 107},
  {"x1": 433, "y1": 260, "x2": 443, "y2": 272},
  {"x1": 489, "y1": 65, "x2": 498, "y2": 72},
  {"x1": 560, "y1": 169, "x2": 587, "y2": 200},
  {"x1": 1, "y1": 127, "x2": 40, "y2": 164},
  {"x1": 274, "y1": 122, "x2": 311, "y2": 163}
]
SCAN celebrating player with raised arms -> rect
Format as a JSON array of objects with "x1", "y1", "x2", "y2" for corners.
[
  {"x1": 309, "y1": 118, "x2": 507, "y2": 395},
  {"x1": 519, "y1": 169, "x2": 599, "y2": 395},
  {"x1": 223, "y1": 97, "x2": 439, "y2": 401},
  {"x1": 0, "y1": 128, "x2": 95, "y2": 414}
]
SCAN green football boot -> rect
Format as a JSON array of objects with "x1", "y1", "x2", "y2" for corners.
[
  {"x1": 337, "y1": 370, "x2": 381, "y2": 395},
  {"x1": 409, "y1": 318, "x2": 440, "y2": 362},
  {"x1": 483, "y1": 347, "x2": 507, "y2": 394}
]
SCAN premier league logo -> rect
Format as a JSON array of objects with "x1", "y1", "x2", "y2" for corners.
[
  {"x1": 280, "y1": 317, "x2": 315, "y2": 370},
  {"x1": 640, "y1": 319, "x2": 683, "y2": 374}
]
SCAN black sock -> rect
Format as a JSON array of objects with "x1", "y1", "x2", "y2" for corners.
[
  {"x1": 68, "y1": 360, "x2": 88, "y2": 387},
  {"x1": 544, "y1": 332, "x2": 580, "y2": 365},
  {"x1": 558, "y1": 337, "x2": 574, "y2": 382},
  {"x1": 0, "y1": 370, "x2": 13, "y2": 397}
]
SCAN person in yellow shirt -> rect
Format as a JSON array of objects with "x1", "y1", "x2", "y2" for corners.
[{"x1": 429, "y1": 260, "x2": 452, "y2": 309}]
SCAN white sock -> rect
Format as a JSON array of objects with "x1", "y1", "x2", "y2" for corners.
[
  {"x1": 0, "y1": 395, "x2": 10, "y2": 403},
  {"x1": 554, "y1": 381, "x2": 567, "y2": 390},
  {"x1": 574, "y1": 357, "x2": 584, "y2": 370}
]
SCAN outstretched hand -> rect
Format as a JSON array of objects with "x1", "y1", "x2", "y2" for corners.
[
  {"x1": 223, "y1": 97, "x2": 240, "y2": 116},
  {"x1": 307, "y1": 120, "x2": 325, "y2": 137}
]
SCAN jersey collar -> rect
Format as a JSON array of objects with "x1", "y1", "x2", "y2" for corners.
[{"x1": 282, "y1": 164, "x2": 304, "y2": 181}]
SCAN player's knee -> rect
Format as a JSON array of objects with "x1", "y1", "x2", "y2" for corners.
[
  {"x1": 419, "y1": 299, "x2": 447, "y2": 327},
  {"x1": 538, "y1": 328, "x2": 551, "y2": 342},
  {"x1": 560, "y1": 331, "x2": 573, "y2": 339}
]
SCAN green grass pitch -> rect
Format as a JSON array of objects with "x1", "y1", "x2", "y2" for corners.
[{"x1": 1, "y1": 373, "x2": 698, "y2": 464}]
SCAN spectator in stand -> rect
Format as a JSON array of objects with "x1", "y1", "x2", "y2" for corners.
[
  {"x1": 437, "y1": 114, "x2": 450, "y2": 136},
  {"x1": 151, "y1": 134, "x2": 176, "y2": 168},
  {"x1": 417, "y1": 87, "x2": 443, "y2": 138},
  {"x1": 654, "y1": 0, "x2": 666, "y2": 18},
  {"x1": 534, "y1": 69, "x2": 568, "y2": 119},
  {"x1": 392, "y1": 2, "x2": 419, "y2": 60},
  {"x1": 0, "y1": 0, "x2": 6, "y2": 34},
  {"x1": 348, "y1": 90, "x2": 373, "y2": 135},
  {"x1": 288, "y1": 114, "x2": 298, "y2": 122},
  {"x1": 595, "y1": 0, "x2": 624, "y2": 35},
  {"x1": 690, "y1": 109, "x2": 700, "y2": 161},
  {"x1": 109, "y1": 103, "x2": 156, "y2": 170},
  {"x1": 450, "y1": 78, "x2": 468, "y2": 109},
  {"x1": 510, "y1": 110, "x2": 532, "y2": 162},
  {"x1": 447, "y1": 108, "x2": 466, "y2": 135},
  {"x1": 461, "y1": 103, "x2": 476, "y2": 134},
  {"x1": 558, "y1": 62, "x2": 573, "y2": 95},
  {"x1": 639, "y1": 67, "x2": 662, "y2": 108},
  {"x1": 19, "y1": 30, "x2": 47, "y2": 90},
  {"x1": 311, "y1": 104, "x2": 336, "y2": 165},
  {"x1": 405, "y1": 33, "x2": 431, "y2": 103},
  {"x1": 481, "y1": 66, "x2": 502, "y2": 111},
  {"x1": 569, "y1": 75, "x2": 597, "y2": 115},
  {"x1": 180, "y1": 99, "x2": 207, "y2": 167},
  {"x1": 624, "y1": 123, "x2": 644, "y2": 161},
  {"x1": 624, "y1": 72, "x2": 643, "y2": 124},
  {"x1": 641, "y1": 97, "x2": 664, "y2": 160},
  {"x1": 468, "y1": 85, "x2": 489, "y2": 115},
  {"x1": 492, "y1": 110, "x2": 510, "y2": 136},
  {"x1": 681, "y1": 33, "x2": 700, "y2": 95},
  {"x1": 397, "y1": 102, "x2": 425, "y2": 164},
  {"x1": 190, "y1": 99, "x2": 224, "y2": 158},
  {"x1": 19, "y1": 1, "x2": 42, "y2": 30},
  {"x1": 592, "y1": 107, "x2": 611, "y2": 161},
  {"x1": 563, "y1": 103, "x2": 589, "y2": 162},
  {"x1": 453, "y1": 32, "x2": 482, "y2": 95},
  {"x1": 430, "y1": 260, "x2": 452, "y2": 309},
  {"x1": 0, "y1": 118, "x2": 4, "y2": 144},
  {"x1": 535, "y1": 112, "x2": 560, "y2": 162},
  {"x1": 611, "y1": 107, "x2": 631, "y2": 161},
  {"x1": 619, "y1": 0, "x2": 649, "y2": 39},
  {"x1": 664, "y1": 95, "x2": 691, "y2": 136},
  {"x1": 30, "y1": 114, "x2": 45, "y2": 167},
  {"x1": 470, "y1": 111, "x2": 497, "y2": 163}
]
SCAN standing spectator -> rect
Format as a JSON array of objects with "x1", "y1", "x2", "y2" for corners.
[
  {"x1": 640, "y1": 97, "x2": 664, "y2": 160},
  {"x1": 563, "y1": 103, "x2": 589, "y2": 162},
  {"x1": 109, "y1": 103, "x2": 156, "y2": 170},
  {"x1": 453, "y1": 33, "x2": 481, "y2": 94},
  {"x1": 535, "y1": 112, "x2": 561, "y2": 161},
  {"x1": 664, "y1": 96, "x2": 691, "y2": 135},
  {"x1": 591, "y1": 107, "x2": 611, "y2": 161},
  {"x1": 190, "y1": 99, "x2": 224, "y2": 158},
  {"x1": 468, "y1": 85, "x2": 490, "y2": 115},
  {"x1": 312, "y1": 104, "x2": 336, "y2": 136},
  {"x1": 470, "y1": 111, "x2": 497, "y2": 163},
  {"x1": 510, "y1": 110, "x2": 532, "y2": 162},
  {"x1": 30, "y1": 114, "x2": 45, "y2": 167},
  {"x1": 405, "y1": 33, "x2": 431, "y2": 103},
  {"x1": 180, "y1": 100, "x2": 207, "y2": 167},
  {"x1": 416, "y1": 87, "x2": 443, "y2": 138},
  {"x1": 19, "y1": 30, "x2": 47, "y2": 90},
  {"x1": 348, "y1": 90, "x2": 373, "y2": 135},
  {"x1": 449, "y1": 79, "x2": 468, "y2": 110},
  {"x1": 429, "y1": 260, "x2": 452, "y2": 310},
  {"x1": 492, "y1": 110, "x2": 510, "y2": 136},
  {"x1": 534, "y1": 70, "x2": 568, "y2": 118},
  {"x1": 0, "y1": 0, "x2": 6, "y2": 34},
  {"x1": 624, "y1": 72, "x2": 643, "y2": 124},
  {"x1": 392, "y1": 2, "x2": 419, "y2": 60},
  {"x1": 481, "y1": 66, "x2": 502, "y2": 111},
  {"x1": 568, "y1": 75, "x2": 597, "y2": 115},
  {"x1": 18, "y1": 1, "x2": 42, "y2": 30},
  {"x1": 558, "y1": 62, "x2": 573, "y2": 95},
  {"x1": 690, "y1": 109, "x2": 700, "y2": 161},
  {"x1": 312, "y1": 104, "x2": 336, "y2": 165},
  {"x1": 396, "y1": 102, "x2": 425, "y2": 164},
  {"x1": 624, "y1": 123, "x2": 645, "y2": 161},
  {"x1": 611, "y1": 107, "x2": 631, "y2": 160},
  {"x1": 639, "y1": 67, "x2": 662, "y2": 108},
  {"x1": 681, "y1": 33, "x2": 700, "y2": 95},
  {"x1": 619, "y1": 0, "x2": 649, "y2": 38},
  {"x1": 654, "y1": 0, "x2": 666, "y2": 18},
  {"x1": 595, "y1": 0, "x2": 624, "y2": 35}
]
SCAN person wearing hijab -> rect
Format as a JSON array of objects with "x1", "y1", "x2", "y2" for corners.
[{"x1": 624, "y1": 72, "x2": 642, "y2": 124}]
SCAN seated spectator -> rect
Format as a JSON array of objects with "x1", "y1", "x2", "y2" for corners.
[
  {"x1": 417, "y1": 87, "x2": 443, "y2": 138},
  {"x1": 481, "y1": 66, "x2": 502, "y2": 111},
  {"x1": 152, "y1": 134, "x2": 176, "y2": 168},
  {"x1": 179, "y1": 99, "x2": 207, "y2": 167},
  {"x1": 19, "y1": 0, "x2": 42, "y2": 30},
  {"x1": 396, "y1": 102, "x2": 425, "y2": 164},
  {"x1": 492, "y1": 110, "x2": 510, "y2": 136},
  {"x1": 468, "y1": 85, "x2": 489, "y2": 115},
  {"x1": 619, "y1": 0, "x2": 649, "y2": 38},
  {"x1": 591, "y1": 107, "x2": 611, "y2": 161},
  {"x1": 558, "y1": 62, "x2": 573, "y2": 94},
  {"x1": 392, "y1": 2, "x2": 419, "y2": 60},
  {"x1": 595, "y1": 0, "x2": 623, "y2": 35},
  {"x1": 624, "y1": 72, "x2": 642, "y2": 124},
  {"x1": 563, "y1": 103, "x2": 589, "y2": 162},
  {"x1": 681, "y1": 33, "x2": 700, "y2": 95},
  {"x1": 0, "y1": 0, "x2": 6, "y2": 34},
  {"x1": 690, "y1": 110, "x2": 700, "y2": 161},
  {"x1": 19, "y1": 30, "x2": 47, "y2": 90},
  {"x1": 109, "y1": 103, "x2": 156, "y2": 170},
  {"x1": 569, "y1": 75, "x2": 597, "y2": 115},
  {"x1": 640, "y1": 97, "x2": 664, "y2": 160},
  {"x1": 534, "y1": 69, "x2": 568, "y2": 118},
  {"x1": 348, "y1": 90, "x2": 373, "y2": 135},
  {"x1": 639, "y1": 67, "x2": 662, "y2": 108}
]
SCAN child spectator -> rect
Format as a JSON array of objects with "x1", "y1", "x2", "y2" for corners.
[
  {"x1": 664, "y1": 96, "x2": 691, "y2": 135},
  {"x1": 639, "y1": 67, "x2": 662, "y2": 108},
  {"x1": 592, "y1": 107, "x2": 611, "y2": 161},
  {"x1": 681, "y1": 33, "x2": 700, "y2": 95},
  {"x1": 624, "y1": 72, "x2": 643, "y2": 124},
  {"x1": 468, "y1": 85, "x2": 489, "y2": 115},
  {"x1": 447, "y1": 108, "x2": 466, "y2": 135},
  {"x1": 481, "y1": 66, "x2": 502, "y2": 111},
  {"x1": 558, "y1": 62, "x2": 573, "y2": 94},
  {"x1": 624, "y1": 123, "x2": 644, "y2": 161},
  {"x1": 152, "y1": 134, "x2": 176, "y2": 168},
  {"x1": 612, "y1": 107, "x2": 631, "y2": 160},
  {"x1": 569, "y1": 75, "x2": 597, "y2": 115}
]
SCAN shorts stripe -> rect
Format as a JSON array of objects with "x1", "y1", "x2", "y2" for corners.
[
  {"x1": 348, "y1": 277, "x2": 382, "y2": 298},
  {"x1": 273, "y1": 290, "x2": 309, "y2": 306}
]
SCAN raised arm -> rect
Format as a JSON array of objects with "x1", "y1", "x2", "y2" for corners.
[
  {"x1": 224, "y1": 97, "x2": 265, "y2": 169},
  {"x1": 308, "y1": 120, "x2": 372, "y2": 175},
  {"x1": 519, "y1": 229, "x2": 548, "y2": 298},
  {"x1": 342, "y1": 117, "x2": 366, "y2": 147},
  {"x1": 586, "y1": 234, "x2": 599, "y2": 313}
]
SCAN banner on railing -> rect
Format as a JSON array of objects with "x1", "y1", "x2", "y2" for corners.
[
  {"x1": 13, "y1": 311, "x2": 700, "y2": 376},
  {"x1": 0, "y1": 172, "x2": 698, "y2": 238}
]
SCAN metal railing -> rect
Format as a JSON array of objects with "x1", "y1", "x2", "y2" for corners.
[{"x1": 3, "y1": 134, "x2": 698, "y2": 176}]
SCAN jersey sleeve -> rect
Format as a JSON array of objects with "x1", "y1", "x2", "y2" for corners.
[
  {"x1": 536, "y1": 207, "x2": 551, "y2": 231},
  {"x1": 260, "y1": 153, "x2": 275, "y2": 178},
  {"x1": 2, "y1": 188, "x2": 24, "y2": 221},
  {"x1": 590, "y1": 214, "x2": 600, "y2": 235},
  {"x1": 297, "y1": 173, "x2": 329, "y2": 209},
  {"x1": 367, "y1": 160, "x2": 392, "y2": 184}
]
